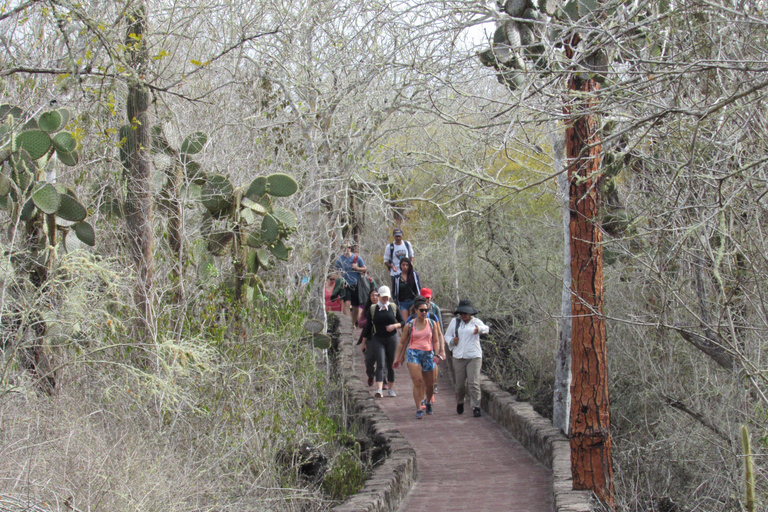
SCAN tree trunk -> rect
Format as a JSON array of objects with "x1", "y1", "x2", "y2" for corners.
[
  {"x1": 565, "y1": 39, "x2": 614, "y2": 508},
  {"x1": 123, "y1": 3, "x2": 155, "y2": 342},
  {"x1": 550, "y1": 127, "x2": 572, "y2": 435}
]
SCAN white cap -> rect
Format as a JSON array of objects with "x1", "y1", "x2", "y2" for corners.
[{"x1": 378, "y1": 286, "x2": 391, "y2": 298}]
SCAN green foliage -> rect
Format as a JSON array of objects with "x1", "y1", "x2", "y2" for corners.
[
  {"x1": 0, "y1": 105, "x2": 93, "y2": 251},
  {"x1": 322, "y1": 451, "x2": 366, "y2": 500}
]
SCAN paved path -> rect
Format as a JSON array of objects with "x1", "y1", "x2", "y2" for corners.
[{"x1": 352, "y1": 334, "x2": 554, "y2": 512}]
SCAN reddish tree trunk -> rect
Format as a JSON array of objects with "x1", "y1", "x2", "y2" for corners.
[{"x1": 564, "y1": 42, "x2": 614, "y2": 508}]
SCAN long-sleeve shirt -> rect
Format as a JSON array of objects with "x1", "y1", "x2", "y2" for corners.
[
  {"x1": 445, "y1": 316, "x2": 489, "y2": 359},
  {"x1": 361, "y1": 302, "x2": 404, "y2": 340}
]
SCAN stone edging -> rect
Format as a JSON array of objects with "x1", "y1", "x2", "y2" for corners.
[
  {"x1": 477, "y1": 373, "x2": 594, "y2": 512},
  {"x1": 331, "y1": 316, "x2": 416, "y2": 512}
]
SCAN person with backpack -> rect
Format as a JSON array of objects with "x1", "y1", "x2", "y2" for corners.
[
  {"x1": 335, "y1": 242, "x2": 368, "y2": 328},
  {"x1": 393, "y1": 259, "x2": 421, "y2": 319},
  {"x1": 360, "y1": 286, "x2": 404, "y2": 398},
  {"x1": 384, "y1": 228, "x2": 414, "y2": 293},
  {"x1": 445, "y1": 299, "x2": 489, "y2": 418},
  {"x1": 394, "y1": 297, "x2": 445, "y2": 419},
  {"x1": 419, "y1": 288, "x2": 444, "y2": 397}
]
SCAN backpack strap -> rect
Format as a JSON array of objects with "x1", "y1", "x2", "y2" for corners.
[{"x1": 405, "y1": 241, "x2": 413, "y2": 259}]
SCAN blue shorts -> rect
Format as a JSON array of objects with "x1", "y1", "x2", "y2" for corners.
[
  {"x1": 407, "y1": 348, "x2": 436, "y2": 372},
  {"x1": 398, "y1": 298, "x2": 414, "y2": 312}
]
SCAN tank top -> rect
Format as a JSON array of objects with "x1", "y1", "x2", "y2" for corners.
[{"x1": 409, "y1": 320, "x2": 433, "y2": 352}]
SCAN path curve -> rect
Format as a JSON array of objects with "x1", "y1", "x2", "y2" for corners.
[{"x1": 352, "y1": 326, "x2": 554, "y2": 512}]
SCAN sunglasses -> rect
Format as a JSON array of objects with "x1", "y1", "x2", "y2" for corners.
[{"x1": 417, "y1": 308, "x2": 429, "y2": 312}]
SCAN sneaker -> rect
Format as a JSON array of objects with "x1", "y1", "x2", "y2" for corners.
[
  {"x1": 374, "y1": 389, "x2": 383, "y2": 398},
  {"x1": 382, "y1": 383, "x2": 389, "y2": 390},
  {"x1": 457, "y1": 403, "x2": 464, "y2": 415},
  {"x1": 367, "y1": 377, "x2": 373, "y2": 387},
  {"x1": 416, "y1": 409, "x2": 424, "y2": 419},
  {"x1": 425, "y1": 402, "x2": 433, "y2": 415},
  {"x1": 473, "y1": 407, "x2": 481, "y2": 417},
  {"x1": 387, "y1": 389, "x2": 397, "y2": 397},
  {"x1": 433, "y1": 384, "x2": 438, "y2": 394},
  {"x1": 420, "y1": 399, "x2": 426, "y2": 410}
]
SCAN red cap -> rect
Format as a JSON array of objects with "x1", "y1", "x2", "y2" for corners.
[{"x1": 420, "y1": 287, "x2": 433, "y2": 299}]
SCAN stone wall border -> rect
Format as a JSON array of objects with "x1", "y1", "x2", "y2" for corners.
[{"x1": 331, "y1": 316, "x2": 416, "y2": 512}]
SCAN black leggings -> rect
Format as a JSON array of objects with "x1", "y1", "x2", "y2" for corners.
[{"x1": 367, "y1": 334, "x2": 397, "y2": 383}]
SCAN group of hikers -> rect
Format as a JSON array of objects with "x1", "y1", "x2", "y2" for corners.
[{"x1": 327, "y1": 228, "x2": 490, "y2": 420}]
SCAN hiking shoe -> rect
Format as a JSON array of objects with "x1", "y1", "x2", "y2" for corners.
[
  {"x1": 425, "y1": 402, "x2": 433, "y2": 415},
  {"x1": 374, "y1": 389, "x2": 383, "y2": 398},
  {"x1": 388, "y1": 389, "x2": 397, "y2": 397},
  {"x1": 457, "y1": 403, "x2": 464, "y2": 415},
  {"x1": 433, "y1": 384, "x2": 438, "y2": 394},
  {"x1": 473, "y1": 407, "x2": 481, "y2": 417},
  {"x1": 416, "y1": 409, "x2": 424, "y2": 419},
  {"x1": 420, "y1": 399, "x2": 426, "y2": 410},
  {"x1": 367, "y1": 377, "x2": 373, "y2": 387}
]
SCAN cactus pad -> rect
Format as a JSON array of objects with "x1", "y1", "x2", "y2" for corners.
[
  {"x1": 0, "y1": 173, "x2": 10, "y2": 197},
  {"x1": 201, "y1": 174, "x2": 233, "y2": 213},
  {"x1": 52, "y1": 132, "x2": 77, "y2": 154},
  {"x1": 245, "y1": 176, "x2": 268, "y2": 201},
  {"x1": 73, "y1": 220, "x2": 95, "y2": 246},
  {"x1": 56, "y1": 148, "x2": 79, "y2": 166},
  {"x1": 269, "y1": 239, "x2": 291, "y2": 260},
  {"x1": 265, "y1": 173, "x2": 298, "y2": 197},
  {"x1": 241, "y1": 197, "x2": 268, "y2": 215},
  {"x1": 20, "y1": 199, "x2": 36, "y2": 221},
  {"x1": 312, "y1": 333, "x2": 332, "y2": 350},
  {"x1": 261, "y1": 214, "x2": 279, "y2": 244},
  {"x1": 246, "y1": 249, "x2": 258, "y2": 273},
  {"x1": 32, "y1": 182, "x2": 61, "y2": 214},
  {"x1": 180, "y1": 132, "x2": 207, "y2": 155},
  {"x1": 304, "y1": 319, "x2": 324, "y2": 334},
  {"x1": 38, "y1": 110, "x2": 63, "y2": 133},
  {"x1": 56, "y1": 193, "x2": 87, "y2": 222},
  {"x1": 271, "y1": 206, "x2": 296, "y2": 229},
  {"x1": 0, "y1": 104, "x2": 23, "y2": 122},
  {"x1": 246, "y1": 230, "x2": 263, "y2": 248},
  {"x1": 256, "y1": 249, "x2": 271, "y2": 268},
  {"x1": 16, "y1": 130, "x2": 52, "y2": 160}
]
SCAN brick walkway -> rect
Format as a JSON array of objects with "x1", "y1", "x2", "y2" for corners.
[{"x1": 352, "y1": 337, "x2": 554, "y2": 512}]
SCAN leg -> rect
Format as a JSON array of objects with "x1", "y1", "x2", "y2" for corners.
[
  {"x1": 384, "y1": 334, "x2": 398, "y2": 388},
  {"x1": 422, "y1": 368, "x2": 435, "y2": 404},
  {"x1": 342, "y1": 299, "x2": 352, "y2": 318},
  {"x1": 371, "y1": 338, "x2": 386, "y2": 394},
  {"x1": 466, "y1": 357, "x2": 483, "y2": 409},
  {"x1": 453, "y1": 358, "x2": 469, "y2": 412},
  {"x1": 407, "y1": 362, "x2": 425, "y2": 409},
  {"x1": 364, "y1": 344, "x2": 377, "y2": 384}
]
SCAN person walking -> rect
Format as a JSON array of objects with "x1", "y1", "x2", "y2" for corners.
[
  {"x1": 324, "y1": 273, "x2": 343, "y2": 312},
  {"x1": 383, "y1": 228, "x2": 414, "y2": 293},
  {"x1": 419, "y1": 288, "x2": 444, "y2": 397},
  {"x1": 335, "y1": 243, "x2": 367, "y2": 327},
  {"x1": 445, "y1": 299, "x2": 489, "y2": 417},
  {"x1": 394, "y1": 297, "x2": 445, "y2": 419},
  {"x1": 360, "y1": 286, "x2": 403, "y2": 398},
  {"x1": 393, "y1": 259, "x2": 421, "y2": 320}
]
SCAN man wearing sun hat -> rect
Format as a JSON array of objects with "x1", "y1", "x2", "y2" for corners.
[{"x1": 383, "y1": 227, "x2": 414, "y2": 293}]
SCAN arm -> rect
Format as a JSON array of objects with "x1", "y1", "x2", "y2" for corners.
[
  {"x1": 384, "y1": 245, "x2": 394, "y2": 271},
  {"x1": 473, "y1": 318, "x2": 490, "y2": 335},
  {"x1": 394, "y1": 323, "x2": 411, "y2": 366},
  {"x1": 352, "y1": 256, "x2": 367, "y2": 273},
  {"x1": 435, "y1": 321, "x2": 445, "y2": 358}
]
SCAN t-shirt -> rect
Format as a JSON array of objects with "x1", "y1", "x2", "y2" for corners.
[
  {"x1": 397, "y1": 276, "x2": 417, "y2": 301},
  {"x1": 384, "y1": 241, "x2": 414, "y2": 276},
  {"x1": 335, "y1": 253, "x2": 363, "y2": 285}
]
